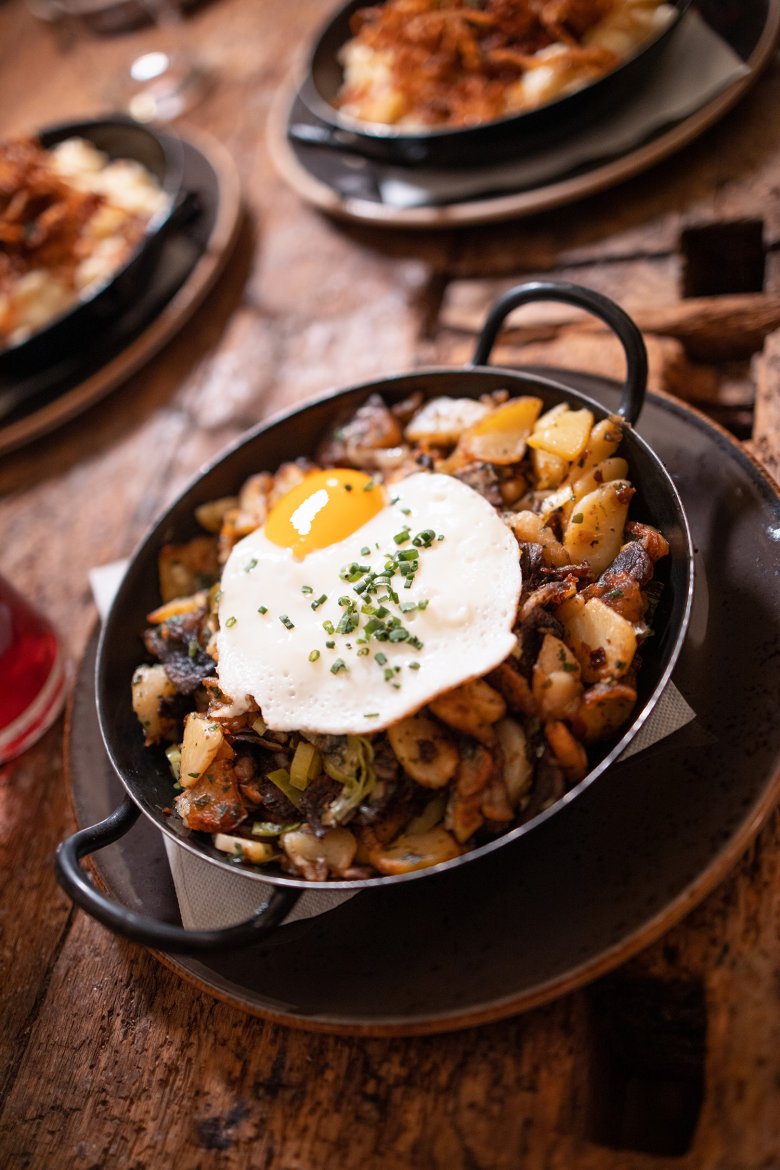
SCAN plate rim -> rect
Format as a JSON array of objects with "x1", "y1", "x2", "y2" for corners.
[
  {"x1": 267, "y1": 0, "x2": 780, "y2": 229},
  {"x1": 63, "y1": 380, "x2": 780, "y2": 1035}
]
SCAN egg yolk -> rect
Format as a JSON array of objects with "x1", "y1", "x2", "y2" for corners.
[{"x1": 265, "y1": 469, "x2": 384, "y2": 558}]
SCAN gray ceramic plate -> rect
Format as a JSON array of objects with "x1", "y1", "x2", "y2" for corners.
[{"x1": 66, "y1": 374, "x2": 780, "y2": 1035}]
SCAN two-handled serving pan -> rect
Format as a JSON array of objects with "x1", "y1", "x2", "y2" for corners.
[{"x1": 56, "y1": 281, "x2": 694, "y2": 953}]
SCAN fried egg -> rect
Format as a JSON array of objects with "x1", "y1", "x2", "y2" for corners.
[{"x1": 216, "y1": 469, "x2": 521, "y2": 734}]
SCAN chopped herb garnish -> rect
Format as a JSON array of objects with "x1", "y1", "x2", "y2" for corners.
[
  {"x1": 279, "y1": 614, "x2": 295, "y2": 629},
  {"x1": 409, "y1": 662, "x2": 421, "y2": 670},
  {"x1": 301, "y1": 585, "x2": 313, "y2": 594},
  {"x1": 225, "y1": 616, "x2": 237, "y2": 628},
  {"x1": 360, "y1": 546, "x2": 371, "y2": 556},
  {"x1": 325, "y1": 639, "x2": 336, "y2": 649},
  {"x1": 571, "y1": 513, "x2": 584, "y2": 524},
  {"x1": 244, "y1": 558, "x2": 258, "y2": 573},
  {"x1": 330, "y1": 658, "x2": 347, "y2": 674},
  {"x1": 308, "y1": 649, "x2": 320, "y2": 662},
  {"x1": 311, "y1": 594, "x2": 327, "y2": 610},
  {"x1": 257, "y1": 605, "x2": 268, "y2": 615},
  {"x1": 375, "y1": 652, "x2": 387, "y2": 666}
]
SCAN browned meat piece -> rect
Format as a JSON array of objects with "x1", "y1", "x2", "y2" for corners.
[
  {"x1": 317, "y1": 394, "x2": 404, "y2": 467},
  {"x1": 451, "y1": 461, "x2": 503, "y2": 508},
  {"x1": 143, "y1": 609, "x2": 215, "y2": 694},
  {"x1": 625, "y1": 520, "x2": 670, "y2": 563}
]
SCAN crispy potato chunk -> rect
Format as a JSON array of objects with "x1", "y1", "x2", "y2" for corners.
[
  {"x1": 214, "y1": 834, "x2": 276, "y2": 865},
  {"x1": 571, "y1": 682, "x2": 638, "y2": 742},
  {"x1": 557, "y1": 595, "x2": 637, "y2": 683},
  {"x1": 563, "y1": 480, "x2": 634, "y2": 576},
  {"x1": 281, "y1": 826, "x2": 357, "y2": 880},
  {"x1": 368, "y1": 827, "x2": 461, "y2": 875},
  {"x1": 459, "y1": 397, "x2": 543, "y2": 465},
  {"x1": 532, "y1": 633, "x2": 583, "y2": 720},
  {"x1": 446, "y1": 742, "x2": 493, "y2": 843},
  {"x1": 158, "y1": 536, "x2": 219, "y2": 603},
  {"x1": 131, "y1": 663, "x2": 177, "y2": 743},
  {"x1": 495, "y1": 717, "x2": 533, "y2": 806},
  {"x1": 544, "y1": 721, "x2": 588, "y2": 784},
  {"x1": 387, "y1": 713, "x2": 459, "y2": 787},
  {"x1": 175, "y1": 759, "x2": 246, "y2": 834},
  {"x1": 429, "y1": 678, "x2": 506, "y2": 745},
  {"x1": 179, "y1": 712, "x2": 227, "y2": 788},
  {"x1": 404, "y1": 395, "x2": 490, "y2": 446},
  {"x1": 527, "y1": 406, "x2": 593, "y2": 461}
]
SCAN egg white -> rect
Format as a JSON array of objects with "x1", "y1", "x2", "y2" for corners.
[{"x1": 216, "y1": 472, "x2": 521, "y2": 735}]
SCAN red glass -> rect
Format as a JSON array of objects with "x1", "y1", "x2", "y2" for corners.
[{"x1": 0, "y1": 576, "x2": 67, "y2": 764}]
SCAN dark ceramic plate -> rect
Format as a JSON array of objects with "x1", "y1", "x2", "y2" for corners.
[
  {"x1": 66, "y1": 375, "x2": 780, "y2": 1034},
  {"x1": 294, "y1": 0, "x2": 692, "y2": 167}
]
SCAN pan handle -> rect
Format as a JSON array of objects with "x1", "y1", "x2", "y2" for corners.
[
  {"x1": 470, "y1": 280, "x2": 648, "y2": 425},
  {"x1": 55, "y1": 798, "x2": 301, "y2": 954}
]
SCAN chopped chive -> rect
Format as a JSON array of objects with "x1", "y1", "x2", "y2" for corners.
[
  {"x1": 225, "y1": 616, "x2": 237, "y2": 628},
  {"x1": 257, "y1": 605, "x2": 268, "y2": 615},
  {"x1": 311, "y1": 594, "x2": 327, "y2": 610},
  {"x1": 375, "y1": 652, "x2": 387, "y2": 666},
  {"x1": 301, "y1": 585, "x2": 313, "y2": 594},
  {"x1": 330, "y1": 658, "x2": 347, "y2": 674},
  {"x1": 279, "y1": 614, "x2": 294, "y2": 629},
  {"x1": 244, "y1": 558, "x2": 258, "y2": 572},
  {"x1": 393, "y1": 528, "x2": 411, "y2": 545},
  {"x1": 571, "y1": 513, "x2": 584, "y2": 524},
  {"x1": 322, "y1": 620, "x2": 335, "y2": 634},
  {"x1": 325, "y1": 639, "x2": 335, "y2": 649},
  {"x1": 357, "y1": 646, "x2": 369, "y2": 656},
  {"x1": 363, "y1": 480, "x2": 375, "y2": 492},
  {"x1": 409, "y1": 662, "x2": 421, "y2": 670},
  {"x1": 360, "y1": 546, "x2": 371, "y2": 556},
  {"x1": 308, "y1": 649, "x2": 320, "y2": 662},
  {"x1": 364, "y1": 712, "x2": 379, "y2": 718}
]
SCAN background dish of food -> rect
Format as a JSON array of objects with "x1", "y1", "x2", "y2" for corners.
[
  {"x1": 293, "y1": 0, "x2": 692, "y2": 167},
  {"x1": 0, "y1": 125, "x2": 241, "y2": 457},
  {"x1": 0, "y1": 117, "x2": 183, "y2": 384},
  {"x1": 271, "y1": 0, "x2": 775, "y2": 226}
]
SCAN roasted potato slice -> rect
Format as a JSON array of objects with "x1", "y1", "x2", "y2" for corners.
[
  {"x1": 563, "y1": 480, "x2": 634, "y2": 576},
  {"x1": 459, "y1": 397, "x2": 543, "y2": 465},
  {"x1": 404, "y1": 396, "x2": 490, "y2": 446},
  {"x1": 557, "y1": 595, "x2": 637, "y2": 684},
  {"x1": 429, "y1": 678, "x2": 506, "y2": 745},
  {"x1": 368, "y1": 827, "x2": 461, "y2": 875},
  {"x1": 387, "y1": 713, "x2": 459, "y2": 787},
  {"x1": 527, "y1": 406, "x2": 593, "y2": 461},
  {"x1": 532, "y1": 633, "x2": 583, "y2": 720}
]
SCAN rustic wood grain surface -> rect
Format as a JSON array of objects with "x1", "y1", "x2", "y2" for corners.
[{"x1": 0, "y1": 2, "x2": 778, "y2": 1167}]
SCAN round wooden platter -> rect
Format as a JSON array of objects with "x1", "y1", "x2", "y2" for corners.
[
  {"x1": 0, "y1": 126, "x2": 242, "y2": 457},
  {"x1": 268, "y1": 0, "x2": 780, "y2": 230},
  {"x1": 64, "y1": 378, "x2": 780, "y2": 1036}
]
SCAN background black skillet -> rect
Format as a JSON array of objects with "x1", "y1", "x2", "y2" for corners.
[
  {"x1": 280, "y1": 0, "x2": 771, "y2": 212},
  {"x1": 66, "y1": 375, "x2": 780, "y2": 1034},
  {"x1": 0, "y1": 134, "x2": 218, "y2": 433}
]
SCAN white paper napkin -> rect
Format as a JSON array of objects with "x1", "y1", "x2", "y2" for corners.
[
  {"x1": 377, "y1": 12, "x2": 750, "y2": 209},
  {"x1": 91, "y1": 558, "x2": 695, "y2": 929}
]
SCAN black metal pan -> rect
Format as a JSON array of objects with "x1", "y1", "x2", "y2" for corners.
[
  {"x1": 291, "y1": 0, "x2": 693, "y2": 167},
  {"x1": 56, "y1": 280, "x2": 694, "y2": 953},
  {"x1": 0, "y1": 116, "x2": 186, "y2": 387}
]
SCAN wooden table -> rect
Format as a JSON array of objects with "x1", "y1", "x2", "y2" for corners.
[{"x1": 1, "y1": 2, "x2": 779, "y2": 1166}]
